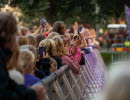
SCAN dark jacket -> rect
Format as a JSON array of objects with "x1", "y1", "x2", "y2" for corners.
[
  {"x1": 36, "y1": 58, "x2": 51, "y2": 77},
  {"x1": 35, "y1": 68, "x2": 47, "y2": 79},
  {"x1": 0, "y1": 47, "x2": 36, "y2": 100},
  {"x1": 51, "y1": 56, "x2": 62, "y2": 69}
]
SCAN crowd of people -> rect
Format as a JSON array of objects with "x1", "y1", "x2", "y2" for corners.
[
  {"x1": 16, "y1": 20, "x2": 101, "y2": 82},
  {"x1": 15, "y1": 17, "x2": 100, "y2": 83},
  {"x1": 0, "y1": 12, "x2": 100, "y2": 100},
  {"x1": 1, "y1": 11, "x2": 130, "y2": 100},
  {"x1": 105, "y1": 28, "x2": 128, "y2": 48}
]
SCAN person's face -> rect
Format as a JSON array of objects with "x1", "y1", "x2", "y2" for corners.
[
  {"x1": 50, "y1": 63, "x2": 57, "y2": 72},
  {"x1": 64, "y1": 35, "x2": 71, "y2": 44}
]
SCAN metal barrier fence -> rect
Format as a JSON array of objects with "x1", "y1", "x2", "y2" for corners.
[
  {"x1": 111, "y1": 43, "x2": 130, "y2": 62},
  {"x1": 36, "y1": 49, "x2": 105, "y2": 100}
]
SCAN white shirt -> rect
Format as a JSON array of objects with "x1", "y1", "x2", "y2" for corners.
[{"x1": 9, "y1": 69, "x2": 24, "y2": 85}]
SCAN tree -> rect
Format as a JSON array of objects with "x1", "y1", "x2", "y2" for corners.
[
  {"x1": 1, "y1": 0, "x2": 96, "y2": 27},
  {"x1": 97, "y1": 0, "x2": 130, "y2": 23}
]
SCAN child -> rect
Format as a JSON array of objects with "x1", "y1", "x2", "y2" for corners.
[{"x1": 18, "y1": 49, "x2": 40, "y2": 87}]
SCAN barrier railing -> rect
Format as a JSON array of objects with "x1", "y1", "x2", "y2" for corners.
[
  {"x1": 36, "y1": 49, "x2": 105, "y2": 100},
  {"x1": 111, "y1": 43, "x2": 130, "y2": 62}
]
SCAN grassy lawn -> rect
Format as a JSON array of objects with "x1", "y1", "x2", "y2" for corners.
[
  {"x1": 100, "y1": 51, "x2": 128, "y2": 68},
  {"x1": 100, "y1": 52, "x2": 112, "y2": 68}
]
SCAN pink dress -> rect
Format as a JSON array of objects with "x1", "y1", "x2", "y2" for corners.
[{"x1": 61, "y1": 56, "x2": 80, "y2": 74}]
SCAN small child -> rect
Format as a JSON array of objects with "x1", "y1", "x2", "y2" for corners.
[
  {"x1": 18, "y1": 49, "x2": 40, "y2": 87},
  {"x1": 50, "y1": 58, "x2": 57, "y2": 73},
  {"x1": 36, "y1": 55, "x2": 58, "y2": 77}
]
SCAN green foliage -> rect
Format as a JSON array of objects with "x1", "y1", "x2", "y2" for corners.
[
  {"x1": 3, "y1": 0, "x2": 95, "y2": 27},
  {"x1": 97, "y1": 0, "x2": 130, "y2": 19},
  {"x1": 2, "y1": 0, "x2": 130, "y2": 28},
  {"x1": 101, "y1": 52, "x2": 112, "y2": 67}
]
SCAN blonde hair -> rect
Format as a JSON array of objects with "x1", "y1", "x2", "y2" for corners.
[
  {"x1": 19, "y1": 26, "x2": 29, "y2": 36},
  {"x1": 47, "y1": 32, "x2": 60, "y2": 39},
  {"x1": 18, "y1": 36, "x2": 28, "y2": 46},
  {"x1": 18, "y1": 49, "x2": 35, "y2": 69},
  {"x1": 39, "y1": 39, "x2": 56, "y2": 56},
  {"x1": 52, "y1": 36, "x2": 66, "y2": 57},
  {"x1": 26, "y1": 34, "x2": 37, "y2": 46},
  {"x1": 20, "y1": 45, "x2": 37, "y2": 57},
  {"x1": 60, "y1": 34, "x2": 71, "y2": 46},
  {"x1": 17, "y1": 28, "x2": 22, "y2": 36}
]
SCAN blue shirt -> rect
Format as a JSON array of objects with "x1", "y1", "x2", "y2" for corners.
[{"x1": 24, "y1": 74, "x2": 40, "y2": 87}]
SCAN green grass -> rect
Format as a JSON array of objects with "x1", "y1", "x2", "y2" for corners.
[
  {"x1": 101, "y1": 52, "x2": 112, "y2": 67},
  {"x1": 100, "y1": 51, "x2": 129, "y2": 68}
]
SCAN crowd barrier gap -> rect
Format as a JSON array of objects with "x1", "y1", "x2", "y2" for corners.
[{"x1": 36, "y1": 49, "x2": 106, "y2": 100}]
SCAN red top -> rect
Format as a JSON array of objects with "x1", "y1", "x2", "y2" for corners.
[{"x1": 44, "y1": 33, "x2": 49, "y2": 37}]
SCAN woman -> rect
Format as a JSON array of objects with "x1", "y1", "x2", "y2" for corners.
[
  {"x1": 52, "y1": 36, "x2": 80, "y2": 74},
  {"x1": 52, "y1": 21, "x2": 66, "y2": 35},
  {"x1": 8, "y1": 46, "x2": 24, "y2": 85},
  {"x1": 90, "y1": 28, "x2": 100, "y2": 49},
  {"x1": 69, "y1": 35, "x2": 82, "y2": 63},
  {"x1": 0, "y1": 12, "x2": 44, "y2": 100},
  {"x1": 20, "y1": 45, "x2": 46, "y2": 79},
  {"x1": 38, "y1": 39, "x2": 61, "y2": 70}
]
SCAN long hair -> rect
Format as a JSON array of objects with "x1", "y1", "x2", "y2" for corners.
[
  {"x1": 52, "y1": 21, "x2": 66, "y2": 35},
  {"x1": 47, "y1": 32, "x2": 60, "y2": 39},
  {"x1": 52, "y1": 36, "x2": 67, "y2": 57},
  {"x1": 20, "y1": 45, "x2": 37, "y2": 57},
  {"x1": 39, "y1": 39, "x2": 57, "y2": 56},
  {"x1": 0, "y1": 12, "x2": 17, "y2": 46}
]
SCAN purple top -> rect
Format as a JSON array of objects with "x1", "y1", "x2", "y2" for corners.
[{"x1": 24, "y1": 74, "x2": 40, "y2": 87}]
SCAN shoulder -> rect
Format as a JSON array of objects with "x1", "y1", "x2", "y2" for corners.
[
  {"x1": 9, "y1": 69, "x2": 24, "y2": 85},
  {"x1": 24, "y1": 74, "x2": 40, "y2": 81},
  {"x1": 9, "y1": 69, "x2": 23, "y2": 78}
]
